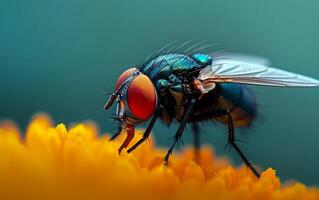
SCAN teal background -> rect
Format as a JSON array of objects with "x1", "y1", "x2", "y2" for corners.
[{"x1": 1, "y1": 0, "x2": 319, "y2": 185}]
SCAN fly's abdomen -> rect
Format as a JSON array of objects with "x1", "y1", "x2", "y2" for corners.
[{"x1": 217, "y1": 83, "x2": 257, "y2": 127}]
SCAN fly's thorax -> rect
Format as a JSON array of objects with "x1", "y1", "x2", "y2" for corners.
[{"x1": 141, "y1": 54, "x2": 200, "y2": 79}]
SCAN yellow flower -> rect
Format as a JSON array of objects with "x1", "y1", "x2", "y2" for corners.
[{"x1": 0, "y1": 113, "x2": 318, "y2": 200}]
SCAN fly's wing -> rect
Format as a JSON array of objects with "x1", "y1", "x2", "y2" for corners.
[{"x1": 198, "y1": 59, "x2": 319, "y2": 87}]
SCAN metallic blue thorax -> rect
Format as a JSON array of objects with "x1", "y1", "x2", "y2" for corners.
[{"x1": 141, "y1": 53, "x2": 211, "y2": 80}]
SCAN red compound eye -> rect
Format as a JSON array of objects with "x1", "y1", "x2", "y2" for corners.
[
  {"x1": 115, "y1": 68, "x2": 138, "y2": 90},
  {"x1": 127, "y1": 74, "x2": 157, "y2": 120}
]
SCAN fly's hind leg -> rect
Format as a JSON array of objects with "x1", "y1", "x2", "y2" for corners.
[
  {"x1": 224, "y1": 110, "x2": 260, "y2": 178},
  {"x1": 192, "y1": 123, "x2": 201, "y2": 163}
]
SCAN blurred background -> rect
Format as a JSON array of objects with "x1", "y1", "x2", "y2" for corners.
[{"x1": 1, "y1": 0, "x2": 319, "y2": 185}]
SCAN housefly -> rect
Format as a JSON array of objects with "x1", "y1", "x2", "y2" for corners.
[{"x1": 104, "y1": 51, "x2": 319, "y2": 177}]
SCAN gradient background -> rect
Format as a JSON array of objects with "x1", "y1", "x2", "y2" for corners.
[{"x1": 1, "y1": 0, "x2": 319, "y2": 185}]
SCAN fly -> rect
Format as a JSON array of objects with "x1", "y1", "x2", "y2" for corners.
[{"x1": 104, "y1": 51, "x2": 319, "y2": 178}]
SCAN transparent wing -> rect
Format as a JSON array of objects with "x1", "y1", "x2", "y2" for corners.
[{"x1": 198, "y1": 59, "x2": 319, "y2": 87}]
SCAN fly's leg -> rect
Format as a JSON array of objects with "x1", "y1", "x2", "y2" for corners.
[
  {"x1": 192, "y1": 123, "x2": 201, "y2": 163},
  {"x1": 127, "y1": 105, "x2": 160, "y2": 153},
  {"x1": 164, "y1": 98, "x2": 197, "y2": 165},
  {"x1": 225, "y1": 110, "x2": 260, "y2": 178},
  {"x1": 109, "y1": 125, "x2": 123, "y2": 141}
]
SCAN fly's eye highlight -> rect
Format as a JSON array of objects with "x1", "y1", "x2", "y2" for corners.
[
  {"x1": 127, "y1": 74, "x2": 157, "y2": 120},
  {"x1": 115, "y1": 67, "x2": 138, "y2": 90}
]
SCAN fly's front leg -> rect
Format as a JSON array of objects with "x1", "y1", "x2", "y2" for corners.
[
  {"x1": 127, "y1": 105, "x2": 160, "y2": 153},
  {"x1": 109, "y1": 125, "x2": 123, "y2": 141},
  {"x1": 127, "y1": 78, "x2": 166, "y2": 153}
]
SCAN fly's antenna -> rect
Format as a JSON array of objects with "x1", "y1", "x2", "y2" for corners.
[
  {"x1": 104, "y1": 71, "x2": 136, "y2": 111},
  {"x1": 104, "y1": 93, "x2": 118, "y2": 111}
]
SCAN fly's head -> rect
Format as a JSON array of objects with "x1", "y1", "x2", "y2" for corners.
[{"x1": 104, "y1": 68, "x2": 158, "y2": 152}]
